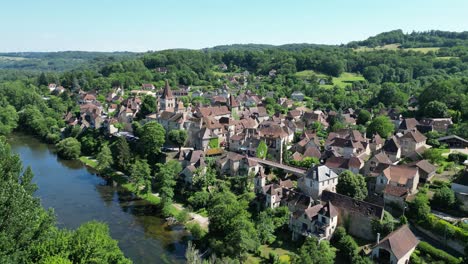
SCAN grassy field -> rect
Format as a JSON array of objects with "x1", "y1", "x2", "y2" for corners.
[
  {"x1": 79, "y1": 156, "x2": 98, "y2": 168},
  {"x1": 295, "y1": 70, "x2": 365, "y2": 89},
  {"x1": 354, "y1": 44, "x2": 441, "y2": 54},
  {"x1": 246, "y1": 244, "x2": 293, "y2": 264},
  {"x1": 354, "y1": 44, "x2": 401, "y2": 52},
  {"x1": 295, "y1": 69, "x2": 328, "y2": 79},
  {"x1": 0, "y1": 56, "x2": 27, "y2": 61},
  {"x1": 404, "y1": 47, "x2": 440, "y2": 53}
]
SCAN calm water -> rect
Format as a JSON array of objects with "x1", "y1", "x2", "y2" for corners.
[{"x1": 8, "y1": 133, "x2": 188, "y2": 264}]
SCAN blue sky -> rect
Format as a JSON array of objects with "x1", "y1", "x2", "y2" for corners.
[{"x1": 1, "y1": 0, "x2": 467, "y2": 52}]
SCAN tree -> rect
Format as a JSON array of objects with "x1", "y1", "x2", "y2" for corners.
[
  {"x1": 366, "y1": 115, "x2": 394, "y2": 138},
  {"x1": 208, "y1": 138, "x2": 219, "y2": 149},
  {"x1": 256, "y1": 140, "x2": 268, "y2": 159},
  {"x1": 168, "y1": 129, "x2": 187, "y2": 151},
  {"x1": 256, "y1": 207, "x2": 289, "y2": 244},
  {"x1": 137, "y1": 95, "x2": 157, "y2": 119},
  {"x1": 55, "y1": 137, "x2": 81, "y2": 160},
  {"x1": 336, "y1": 171, "x2": 368, "y2": 200},
  {"x1": 408, "y1": 191, "x2": 431, "y2": 222},
  {"x1": 153, "y1": 160, "x2": 181, "y2": 207},
  {"x1": 363, "y1": 66, "x2": 383, "y2": 84},
  {"x1": 112, "y1": 137, "x2": 131, "y2": 172},
  {"x1": 422, "y1": 148, "x2": 445, "y2": 164},
  {"x1": 207, "y1": 191, "x2": 259, "y2": 259},
  {"x1": 331, "y1": 227, "x2": 369, "y2": 263},
  {"x1": 357, "y1": 109, "x2": 371, "y2": 125},
  {"x1": 371, "y1": 211, "x2": 395, "y2": 237},
  {"x1": 96, "y1": 144, "x2": 113, "y2": 173},
  {"x1": 432, "y1": 186, "x2": 456, "y2": 209},
  {"x1": 130, "y1": 159, "x2": 151, "y2": 195},
  {"x1": 138, "y1": 121, "x2": 165, "y2": 161},
  {"x1": 67, "y1": 222, "x2": 131, "y2": 264},
  {"x1": 38, "y1": 72, "x2": 48, "y2": 86},
  {"x1": 376, "y1": 83, "x2": 407, "y2": 107},
  {"x1": 294, "y1": 236, "x2": 336, "y2": 264},
  {"x1": 424, "y1": 100, "x2": 449, "y2": 118},
  {"x1": 0, "y1": 105, "x2": 19, "y2": 135}
]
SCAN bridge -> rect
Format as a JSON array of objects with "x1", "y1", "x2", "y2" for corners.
[{"x1": 248, "y1": 157, "x2": 307, "y2": 176}]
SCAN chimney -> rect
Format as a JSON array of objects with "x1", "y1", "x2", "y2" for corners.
[{"x1": 376, "y1": 233, "x2": 381, "y2": 244}]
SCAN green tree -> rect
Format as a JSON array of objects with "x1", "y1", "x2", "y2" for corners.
[
  {"x1": 112, "y1": 137, "x2": 131, "y2": 172},
  {"x1": 56, "y1": 137, "x2": 81, "y2": 160},
  {"x1": 432, "y1": 186, "x2": 456, "y2": 209},
  {"x1": 256, "y1": 207, "x2": 289, "y2": 244},
  {"x1": 376, "y1": 83, "x2": 407, "y2": 107},
  {"x1": 363, "y1": 66, "x2": 383, "y2": 84},
  {"x1": 168, "y1": 129, "x2": 187, "y2": 151},
  {"x1": 371, "y1": 211, "x2": 395, "y2": 237},
  {"x1": 0, "y1": 105, "x2": 19, "y2": 135},
  {"x1": 96, "y1": 144, "x2": 113, "y2": 173},
  {"x1": 366, "y1": 115, "x2": 394, "y2": 138},
  {"x1": 357, "y1": 109, "x2": 371, "y2": 125},
  {"x1": 208, "y1": 191, "x2": 259, "y2": 259},
  {"x1": 130, "y1": 159, "x2": 151, "y2": 195},
  {"x1": 408, "y1": 191, "x2": 431, "y2": 222},
  {"x1": 138, "y1": 121, "x2": 165, "y2": 161},
  {"x1": 256, "y1": 140, "x2": 268, "y2": 159},
  {"x1": 294, "y1": 236, "x2": 336, "y2": 264},
  {"x1": 153, "y1": 160, "x2": 182, "y2": 207},
  {"x1": 208, "y1": 138, "x2": 219, "y2": 149},
  {"x1": 137, "y1": 95, "x2": 157, "y2": 119},
  {"x1": 424, "y1": 100, "x2": 449, "y2": 118},
  {"x1": 336, "y1": 171, "x2": 368, "y2": 200},
  {"x1": 67, "y1": 222, "x2": 131, "y2": 264}
]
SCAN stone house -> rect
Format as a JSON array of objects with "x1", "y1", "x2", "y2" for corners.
[
  {"x1": 362, "y1": 152, "x2": 393, "y2": 176},
  {"x1": 321, "y1": 190, "x2": 384, "y2": 240},
  {"x1": 289, "y1": 202, "x2": 338, "y2": 241},
  {"x1": 375, "y1": 165, "x2": 419, "y2": 194},
  {"x1": 291, "y1": 91, "x2": 305, "y2": 101},
  {"x1": 297, "y1": 165, "x2": 338, "y2": 200},
  {"x1": 324, "y1": 156, "x2": 363, "y2": 175},
  {"x1": 382, "y1": 136, "x2": 401, "y2": 163},
  {"x1": 405, "y1": 159, "x2": 436, "y2": 183},
  {"x1": 371, "y1": 225, "x2": 418, "y2": 264},
  {"x1": 399, "y1": 129, "x2": 427, "y2": 158}
]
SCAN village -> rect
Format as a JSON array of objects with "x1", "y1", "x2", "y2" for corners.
[{"x1": 46, "y1": 64, "x2": 468, "y2": 264}]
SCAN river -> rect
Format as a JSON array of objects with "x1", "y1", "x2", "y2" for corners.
[{"x1": 8, "y1": 133, "x2": 188, "y2": 264}]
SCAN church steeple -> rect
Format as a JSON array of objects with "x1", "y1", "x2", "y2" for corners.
[
  {"x1": 159, "y1": 80, "x2": 176, "y2": 112},
  {"x1": 161, "y1": 80, "x2": 173, "y2": 99}
]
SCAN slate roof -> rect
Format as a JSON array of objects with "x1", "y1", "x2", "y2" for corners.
[
  {"x1": 321, "y1": 190, "x2": 384, "y2": 220},
  {"x1": 374, "y1": 225, "x2": 418, "y2": 260}
]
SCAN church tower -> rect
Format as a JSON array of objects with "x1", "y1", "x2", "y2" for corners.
[{"x1": 159, "y1": 80, "x2": 175, "y2": 112}]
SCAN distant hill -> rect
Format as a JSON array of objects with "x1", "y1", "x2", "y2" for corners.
[
  {"x1": 348, "y1": 29, "x2": 468, "y2": 48},
  {"x1": 0, "y1": 51, "x2": 138, "y2": 72},
  {"x1": 205, "y1": 43, "x2": 332, "y2": 52}
]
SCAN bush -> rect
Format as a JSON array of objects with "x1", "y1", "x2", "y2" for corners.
[
  {"x1": 448, "y1": 153, "x2": 468, "y2": 164},
  {"x1": 186, "y1": 222, "x2": 206, "y2": 240},
  {"x1": 55, "y1": 137, "x2": 81, "y2": 160},
  {"x1": 417, "y1": 241, "x2": 461, "y2": 264}
]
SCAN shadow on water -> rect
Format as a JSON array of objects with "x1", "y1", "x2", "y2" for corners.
[{"x1": 8, "y1": 133, "x2": 187, "y2": 264}]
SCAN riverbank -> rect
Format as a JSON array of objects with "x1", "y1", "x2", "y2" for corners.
[
  {"x1": 9, "y1": 134, "x2": 187, "y2": 263},
  {"x1": 79, "y1": 156, "x2": 209, "y2": 230}
]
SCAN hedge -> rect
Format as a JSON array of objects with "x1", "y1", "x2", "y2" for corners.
[
  {"x1": 420, "y1": 215, "x2": 468, "y2": 243},
  {"x1": 417, "y1": 241, "x2": 461, "y2": 264}
]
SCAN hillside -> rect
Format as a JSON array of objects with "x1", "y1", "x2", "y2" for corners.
[{"x1": 348, "y1": 29, "x2": 468, "y2": 48}]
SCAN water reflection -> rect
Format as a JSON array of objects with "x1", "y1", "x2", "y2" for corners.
[{"x1": 8, "y1": 133, "x2": 187, "y2": 264}]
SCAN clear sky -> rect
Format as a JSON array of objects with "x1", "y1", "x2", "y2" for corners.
[{"x1": 1, "y1": 0, "x2": 467, "y2": 52}]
